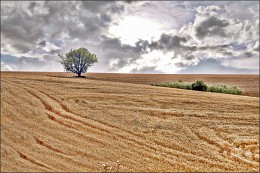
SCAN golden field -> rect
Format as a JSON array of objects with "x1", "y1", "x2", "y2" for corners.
[{"x1": 1, "y1": 72, "x2": 259, "y2": 172}]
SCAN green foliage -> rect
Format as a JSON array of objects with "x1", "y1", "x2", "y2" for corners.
[
  {"x1": 207, "y1": 84, "x2": 242, "y2": 95},
  {"x1": 191, "y1": 80, "x2": 208, "y2": 91},
  {"x1": 153, "y1": 81, "x2": 192, "y2": 90},
  {"x1": 59, "y1": 47, "x2": 98, "y2": 77},
  {"x1": 153, "y1": 80, "x2": 243, "y2": 95}
]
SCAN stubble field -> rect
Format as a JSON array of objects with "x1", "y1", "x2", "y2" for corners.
[{"x1": 1, "y1": 72, "x2": 259, "y2": 172}]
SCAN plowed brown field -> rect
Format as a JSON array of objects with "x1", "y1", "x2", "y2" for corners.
[{"x1": 1, "y1": 72, "x2": 259, "y2": 172}]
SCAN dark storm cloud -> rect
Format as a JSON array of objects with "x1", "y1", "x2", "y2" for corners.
[
  {"x1": 135, "y1": 39, "x2": 149, "y2": 53},
  {"x1": 149, "y1": 34, "x2": 187, "y2": 50},
  {"x1": 244, "y1": 52, "x2": 253, "y2": 58},
  {"x1": 184, "y1": 54, "x2": 195, "y2": 60},
  {"x1": 38, "y1": 40, "x2": 46, "y2": 47},
  {"x1": 1, "y1": 6, "x2": 44, "y2": 53},
  {"x1": 99, "y1": 36, "x2": 146, "y2": 70},
  {"x1": 126, "y1": 34, "x2": 190, "y2": 59},
  {"x1": 28, "y1": 2, "x2": 36, "y2": 12},
  {"x1": 1, "y1": 1, "x2": 72, "y2": 53},
  {"x1": 40, "y1": 1, "x2": 91, "y2": 41},
  {"x1": 101, "y1": 36, "x2": 134, "y2": 52},
  {"x1": 1, "y1": 1, "x2": 126, "y2": 53},
  {"x1": 141, "y1": 33, "x2": 230, "y2": 54},
  {"x1": 78, "y1": 1, "x2": 125, "y2": 38},
  {"x1": 81, "y1": 1, "x2": 114, "y2": 13},
  {"x1": 101, "y1": 36, "x2": 148, "y2": 55},
  {"x1": 195, "y1": 16, "x2": 230, "y2": 39},
  {"x1": 100, "y1": 13, "x2": 112, "y2": 23}
]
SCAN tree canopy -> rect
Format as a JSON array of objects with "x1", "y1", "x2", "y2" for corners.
[{"x1": 59, "y1": 48, "x2": 98, "y2": 77}]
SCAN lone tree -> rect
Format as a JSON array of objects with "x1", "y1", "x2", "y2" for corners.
[{"x1": 59, "y1": 48, "x2": 98, "y2": 77}]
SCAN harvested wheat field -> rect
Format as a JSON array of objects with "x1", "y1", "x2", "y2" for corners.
[
  {"x1": 86, "y1": 73, "x2": 259, "y2": 97},
  {"x1": 1, "y1": 72, "x2": 259, "y2": 172}
]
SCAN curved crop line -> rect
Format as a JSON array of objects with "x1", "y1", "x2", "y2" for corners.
[
  {"x1": 5, "y1": 110, "x2": 103, "y2": 169},
  {"x1": 36, "y1": 88, "x2": 233, "y2": 168},
  {"x1": 46, "y1": 113, "x2": 107, "y2": 146},
  {"x1": 8, "y1": 82, "x2": 196, "y2": 168},
  {"x1": 34, "y1": 137, "x2": 67, "y2": 155},
  {"x1": 18, "y1": 152, "x2": 52, "y2": 170},
  {"x1": 9, "y1": 83, "x2": 177, "y2": 164},
  {"x1": 6, "y1": 79, "x2": 258, "y2": 171},
  {"x1": 42, "y1": 90, "x2": 144, "y2": 137},
  {"x1": 34, "y1": 87, "x2": 240, "y2": 170},
  {"x1": 4, "y1": 81, "x2": 236, "y2": 169},
  {"x1": 193, "y1": 128, "x2": 260, "y2": 170}
]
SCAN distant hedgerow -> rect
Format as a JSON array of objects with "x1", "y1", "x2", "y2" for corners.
[
  {"x1": 207, "y1": 84, "x2": 242, "y2": 95},
  {"x1": 153, "y1": 81, "x2": 192, "y2": 90},
  {"x1": 152, "y1": 80, "x2": 243, "y2": 95}
]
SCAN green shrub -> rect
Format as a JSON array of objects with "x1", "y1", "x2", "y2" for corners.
[
  {"x1": 191, "y1": 80, "x2": 208, "y2": 91},
  {"x1": 163, "y1": 81, "x2": 192, "y2": 90},
  {"x1": 207, "y1": 84, "x2": 242, "y2": 95},
  {"x1": 153, "y1": 81, "x2": 192, "y2": 90},
  {"x1": 153, "y1": 80, "x2": 242, "y2": 95}
]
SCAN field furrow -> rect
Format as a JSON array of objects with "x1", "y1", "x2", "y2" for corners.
[{"x1": 1, "y1": 72, "x2": 259, "y2": 172}]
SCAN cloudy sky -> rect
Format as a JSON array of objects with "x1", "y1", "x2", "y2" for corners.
[{"x1": 1, "y1": 1, "x2": 259, "y2": 74}]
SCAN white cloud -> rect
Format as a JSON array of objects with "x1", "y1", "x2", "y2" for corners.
[
  {"x1": 109, "y1": 15, "x2": 164, "y2": 46},
  {"x1": 116, "y1": 50, "x2": 185, "y2": 74},
  {"x1": 1, "y1": 61, "x2": 13, "y2": 71}
]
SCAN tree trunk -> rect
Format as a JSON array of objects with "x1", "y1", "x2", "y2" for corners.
[{"x1": 77, "y1": 73, "x2": 81, "y2": 77}]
